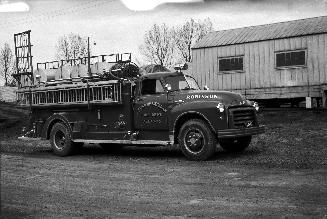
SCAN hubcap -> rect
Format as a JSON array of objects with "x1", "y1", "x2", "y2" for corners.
[
  {"x1": 54, "y1": 130, "x2": 66, "y2": 150},
  {"x1": 185, "y1": 129, "x2": 204, "y2": 154}
]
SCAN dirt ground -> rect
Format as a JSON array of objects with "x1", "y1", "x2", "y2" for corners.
[{"x1": 1, "y1": 102, "x2": 327, "y2": 218}]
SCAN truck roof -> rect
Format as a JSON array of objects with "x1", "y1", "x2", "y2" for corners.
[{"x1": 139, "y1": 71, "x2": 183, "y2": 80}]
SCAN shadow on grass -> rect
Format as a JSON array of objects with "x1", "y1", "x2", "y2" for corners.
[
  {"x1": 3, "y1": 140, "x2": 324, "y2": 168},
  {"x1": 1, "y1": 140, "x2": 266, "y2": 162},
  {"x1": 70, "y1": 144, "x2": 265, "y2": 162},
  {"x1": 212, "y1": 147, "x2": 263, "y2": 160},
  {"x1": 78, "y1": 144, "x2": 185, "y2": 160}
]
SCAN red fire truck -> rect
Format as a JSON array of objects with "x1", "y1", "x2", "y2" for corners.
[{"x1": 14, "y1": 31, "x2": 265, "y2": 160}]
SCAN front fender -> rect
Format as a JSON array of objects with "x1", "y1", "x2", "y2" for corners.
[{"x1": 169, "y1": 101, "x2": 226, "y2": 137}]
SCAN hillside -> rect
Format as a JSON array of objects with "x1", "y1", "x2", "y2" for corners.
[
  {"x1": 0, "y1": 102, "x2": 29, "y2": 140},
  {"x1": 0, "y1": 86, "x2": 17, "y2": 102}
]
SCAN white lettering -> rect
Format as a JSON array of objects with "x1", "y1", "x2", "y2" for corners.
[{"x1": 185, "y1": 93, "x2": 220, "y2": 100}]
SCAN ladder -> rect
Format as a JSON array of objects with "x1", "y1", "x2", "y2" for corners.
[{"x1": 16, "y1": 80, "x2": 122, "y2": 106}]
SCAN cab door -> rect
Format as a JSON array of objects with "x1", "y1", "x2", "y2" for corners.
[{"x1": 133, "y1": 78, "x2": 169, "y2": 131}]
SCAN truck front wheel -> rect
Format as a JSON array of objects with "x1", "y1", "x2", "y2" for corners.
[
  {"x1": 219, "y1": 136, "x2": 252, "y2": 153},
  {"x1": 178, "y1": 119, "x2": 217, "y2": 161},
  {"x1": 50, "y1": 123, "x2": 76, "y2": 156}
]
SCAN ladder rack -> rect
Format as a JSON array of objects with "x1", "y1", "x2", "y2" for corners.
[{"x1": 16, "y1": 80, "x2": 122, "y2": 107}]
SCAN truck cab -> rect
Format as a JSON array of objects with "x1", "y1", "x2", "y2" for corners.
[{"x1": 131, "y1": 71, "x2": 265, "y2": 160}]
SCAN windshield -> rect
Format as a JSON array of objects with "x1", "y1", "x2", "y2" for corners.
[{"x1": 165, "y1": 75, "x2": 200, "y2": 91}]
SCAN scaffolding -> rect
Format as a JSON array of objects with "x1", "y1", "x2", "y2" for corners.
[{"x1": 13, "y1": 30, "x2": 33, "y2": 87}]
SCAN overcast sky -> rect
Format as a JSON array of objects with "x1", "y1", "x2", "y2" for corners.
[{"x1": 0, "y1": 0, "x2": 326, "y2": 76}]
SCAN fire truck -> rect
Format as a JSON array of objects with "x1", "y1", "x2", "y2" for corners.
[{"x1": 14, "y1": 31, "x2": 265, "y2": 160}]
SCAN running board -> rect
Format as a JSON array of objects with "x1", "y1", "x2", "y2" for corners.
[
  {"x1": 18, "y1": 137, "x2": 42, "y2": 141},
  {"x1": 72, "y1": 139, "x2": 173, "y2": 146}
]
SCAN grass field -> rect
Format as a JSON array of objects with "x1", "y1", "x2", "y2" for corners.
[
  {"x1": 2, "y1": 102, "x2": 326, "y2": 218},
  {"x1": 1, "y1": 102, "x2": 326, "y2": 167}
]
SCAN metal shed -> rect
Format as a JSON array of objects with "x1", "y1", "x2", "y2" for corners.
[{"x1": 192, "y1": 16, "x2": 327, "y2": 107}]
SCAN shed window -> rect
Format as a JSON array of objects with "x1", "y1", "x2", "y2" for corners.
[
  {"x1": 218, "y1": 56, "x2": 243, "y2": 72},
  {"x1": 276, "y1": 50, "x2": 306, "y2": 68}
]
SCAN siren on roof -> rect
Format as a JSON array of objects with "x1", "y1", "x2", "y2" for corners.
[{"x1": 174, "y1": 63, "x2": 188, "y2": 72}]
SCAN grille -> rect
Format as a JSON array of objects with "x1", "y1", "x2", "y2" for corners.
[{"x1": 230, "y1": 108, "x2": 256, "y2": 128}]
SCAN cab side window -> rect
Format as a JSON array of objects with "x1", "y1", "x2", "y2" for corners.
[
  {"x1": 155, "y1": 80, "x2": 164, "y2": 93},
  {"x1": 141, "y1": 79, "x2": 164, "y2": 95}
]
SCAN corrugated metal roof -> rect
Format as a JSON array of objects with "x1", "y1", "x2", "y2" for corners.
[{"x1": 193, "y1": 16, "x2": 327, "y2": 49}]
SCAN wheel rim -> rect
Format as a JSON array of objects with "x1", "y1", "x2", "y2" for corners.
[
  {"x1": 54, "y1": 130, "x2": 66, "y2": 150},
  {"x1": 184, "y1": 129, "x2": 205, "y2": 154}
]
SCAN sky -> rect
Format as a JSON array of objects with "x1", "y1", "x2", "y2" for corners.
[{"x1": 0, "y1": 0, "x2": 327, "y2": 85}]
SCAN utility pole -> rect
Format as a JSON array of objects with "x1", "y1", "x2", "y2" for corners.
[
  {"x1": 73, "y1": 50, "x2": 76, "y2": 65},
  {"x1": 65, "y1": 46, "x2": 68, "y2": 61},
  {"x1": 87, "y1": 37, "x2": 91, "y2": 77}
]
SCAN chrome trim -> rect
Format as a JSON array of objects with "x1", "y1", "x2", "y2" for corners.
[
  {"x1": 218, "y1": 125, "x2": 265, "y2": 138},
  {"x1": 18, "y1": 137, "x2": 42, "y2": 141},
  {"x1": 72, "y1": 139, "x2": 173, "y2": 145},
  {"x1": 174, "y1": 111, "x2": 215, "y2": 134},
  {"x1": 169, "y1": 134, "x2": 174, "y2": 142}
]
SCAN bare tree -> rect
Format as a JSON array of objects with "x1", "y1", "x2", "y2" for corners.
[
  {"x1": 139, "y1": 23, "x2": 175, "y2": 67},
  {"x1": 173, "y1": 18, "x2": 213, "y2": 62},
  {"x1": 55, "y1": 33, "x2": 88, "y2": 61},
  {"x1": 0, "y1": 43, "x2": 14, "y2": 86}
]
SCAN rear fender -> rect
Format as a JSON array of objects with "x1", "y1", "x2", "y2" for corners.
[{"x1": 42, "y1": 113, "x2": 72, "y2": 139}]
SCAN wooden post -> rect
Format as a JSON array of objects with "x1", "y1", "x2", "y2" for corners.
[
  {"x1": 305, "y1": 97, "x2": 312, "y2": 109},
  {"x1": 322, "y1": 90, "x2": 327, "y2": 108}
]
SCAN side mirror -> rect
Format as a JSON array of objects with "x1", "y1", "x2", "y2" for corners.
[
  {"x1": 165, "y1": 84, "x2": 172, "y2": 92},
  {"x1": 204, "y1": 85, "x2": 209, "y2": 90},
  {"x1": 35, "y1": 75, "x2": 41, "y2": 84}
]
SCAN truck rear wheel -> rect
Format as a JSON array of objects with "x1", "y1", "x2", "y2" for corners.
[
  {"x1": 178, "y1": 119, "x2": 217, "y2": 161},
  {"x1": 219, "y1": 136, "x2": 252, "y2": 153},
  {"x1": 50, "y1": 122, "x2": 76, "y2": 156}
]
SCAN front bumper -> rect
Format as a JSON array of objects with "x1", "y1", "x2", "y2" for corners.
[{"x1": 218, "y1": 125, "x2": 265, "y2": 138}]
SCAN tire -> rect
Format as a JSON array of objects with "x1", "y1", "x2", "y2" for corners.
[
  {"x1": 219, "y1": 136, "x2": 252, "y2": 153},
  {"x1": 50, "y1": 122, "x2": 76, "y2": 156},
  {"x1": 178, "y1": 119, "x2": 217, "y2": 161}
]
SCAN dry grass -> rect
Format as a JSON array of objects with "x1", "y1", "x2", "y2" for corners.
[
  {"x1": 1, "y1": 102, "x2": 326, "y2": 168},
  {"x1": 227, "y1": 110, "x2": 327, "y2": 168}
]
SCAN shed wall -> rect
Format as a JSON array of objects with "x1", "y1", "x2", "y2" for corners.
[{"x1": 192, "y1": 33, "x2": 327, "y2": 99}]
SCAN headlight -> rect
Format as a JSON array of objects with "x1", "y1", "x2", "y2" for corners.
[
  {"x1": 246, "y1": 100, "x2": 259, "y2": 111},
  {"x1": 253, "y1": 101, "x2": 259, "y2": 111},
  {"x1": 216, "y1": 102, "x2": 225, "y2": 113}
]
